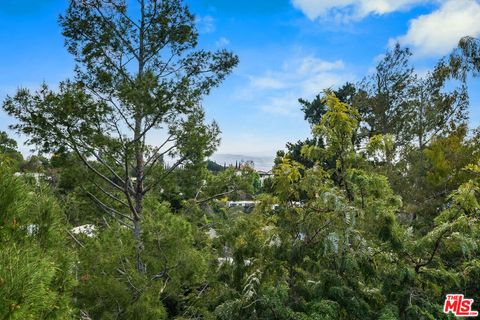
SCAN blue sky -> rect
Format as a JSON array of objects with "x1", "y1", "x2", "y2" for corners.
[{"x1": 1, "y1": 0, "x2": 480, "y2": 164}]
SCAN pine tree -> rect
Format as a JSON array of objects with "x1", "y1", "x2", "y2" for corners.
[{"x1": 0, "y1": 163, "x2": 75, "y2": 319}]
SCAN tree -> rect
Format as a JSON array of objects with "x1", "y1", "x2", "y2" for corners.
[
  {"x1": 3, "y1": 0, "x2": 238, "y2": 272},
  {"x1": 0, "y1": 163, "x2": 75, "y2": 319},
  {"x1": 0, "y1": 131, "x2": 23, "y2": 169},
  {"x1": 407, "y1": 64, "x2": 468, "y2": 150},
  {"x1": 447, "y1": 36, "x2": 480, "y2": 81},
  {"x1": 210, "y1": 96, "x2": 404, "y2": 318},
  {"x1": 74, "y1": 199, "x2": 209, "y2": 319},
  {"x1": 355, "y1": 44, "x2": 415, "y2": 149},
  {"x1": 277, "y1": 83, "x2": 357, "y2": 171},
  {"x1": 205, "y1": 93, "x2": 480, "y2": 319},
  {"x1": 356, "y1": 43, "x2": 468, "y2": 152},
  {"x1": 393, "y1": 125, "x2": 480, "y2": 230},
  {"x1": 20, "y1": 154, "x2": 50, "y2": 173},
  {"x1": 303, "y1": 92, "x2": 360, "y2": 199},
  {"x1": 0, "y1": 131, "x2": 18, "y2": 154},
  {"x1": 283, "y1": 138, "x2": 319, "y2": 168},
  {"x1": 300, "y1": 82, "x2": 356, "y2": 127},
  {"x1": 207, "y1": 159, "x2": 225, "y2": 172}
]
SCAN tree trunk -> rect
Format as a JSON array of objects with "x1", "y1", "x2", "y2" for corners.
[
  {"x1": 133, "y1": 113, "x2": 145, "y2": 273},
  {"x1": 133, "y1": 215, "x2": 144, "y2": 273},
  {"x1": 132, "y1": 0, "x2": 146, "y2": 274}
]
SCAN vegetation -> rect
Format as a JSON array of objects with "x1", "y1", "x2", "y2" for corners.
[{"x1": 1, "y1": 1, "x2": 480, "y2": 319}]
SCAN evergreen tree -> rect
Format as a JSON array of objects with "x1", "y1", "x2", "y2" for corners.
[
  {"x1": 355, "y1": 43, "x2": 416, "y2": 150},
  {"x1": 0, "y1": 163, "x2": 75, "y2": 319},
  {"x1": 3, "y1": 0, "x2": 238, "y2": 272}
]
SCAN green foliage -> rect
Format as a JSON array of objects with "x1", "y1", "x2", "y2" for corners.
[
  {"x1": 300, "y1": 82, "x2": 357, "y2": 127},
  {"x1": 207, "y1": 160, "x2": 225, "y2": 172},
  {"x1": 2, "y1": 3, "x2": 480, "y2": 320},
  {"x1": 0, "y1": 164, "x2": 75, "y2": 319},
  {"x1": 0, "y1": 131, "x2": 23, "y2": 169},
  {"x1": 445, "y1": 36, "x2": 480, "y2": 81},
  {"x1": 74, "y1": 198, "x2": 209, "y2": 319},
  {"x1": 0, "y1": 131, "x2": 18, "y2": 153},
  {"x1": 3, "y1": 0, "x2": 238, "y2": 279},
  {"x1": 272, "y1": 157, "x2": 304, "y2": 201},
  {"x1": 355, "y1": 44, "x2": 415, "y2": 146},
  {"x1": 208, "y1": 91, "x2": 480, "y2": 319}
]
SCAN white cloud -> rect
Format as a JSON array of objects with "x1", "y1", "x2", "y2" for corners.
[
  {"x1": 261, "y1": 94, "x2": 300, "y2": 115},
  {"x1": 245, "y1": 56, "x2": 352, "y2": 116},
  {"x1": 215, "y1": 37, "x2": 230, "y2": 47},
  {"x1": 250, "y1": 76, "x2": 287, "y2": 90},
  {"x1": 297, "y1": 57, "x2": 345, "y2": 74},
  {"x1": 291, "y1": 0, "x2": 435, "y2": 21},
  {"x1": 395, "y1": 0, "x2": 480, "y2": 57},
  {"x1": 195, "y1": 15, "x2": 215, "y2": 33}
]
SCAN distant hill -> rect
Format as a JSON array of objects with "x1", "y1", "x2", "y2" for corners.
[
  {"x1": 210, "y1": 154, "x2": 275, "y2": 171},
  {"x1": 206, "y1": 160, "x2": 225, "y2": 172}
]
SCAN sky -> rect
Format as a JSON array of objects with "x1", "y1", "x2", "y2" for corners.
[{"x1": 1, "y1": 0, "x2": 480, "y2": 168}]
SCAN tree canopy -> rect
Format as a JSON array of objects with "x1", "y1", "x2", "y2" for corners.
[{"x1": 2, "y1": 3, "x2": 480, "y2": 319}]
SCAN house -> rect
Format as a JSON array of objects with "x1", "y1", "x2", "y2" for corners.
[
  {"x1": 256, "y1": 170, "x2": 273, "y2": 185},
  {"x1": 13, "y1": 172, "x2": 52, "y2": 185},
  {"x1": 226, "y1": 200, "x2": 257, "y2": 208},
  {"x1": 71, "y1": 224, "x2": 96, "y2": 237}
]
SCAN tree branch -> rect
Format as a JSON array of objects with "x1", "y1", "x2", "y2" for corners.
[
  {"x1": 85, "y1": 190, "x2": 134, "y2": 228},
  {"x1": 89, "y1": 177, "x2": 131, "y2": 210},
  {"x1": 143, "y1": 155, "x2": 187, "y2": 194},
  {"x1": 196, "y1": 190, "x2": 236, "y2": 204},
  {"x1": 68, "y1": 134, "x2": 125, "y2": 193},
  {"x1": 414, "y1": 228, "x2": 450, "y2": 273},
  {"x1": 92, "y1": 2, "x2": 140, "y2": 61},
  {"x1": 67, "y1": 229, "x2": 85, "y2": 248}
]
